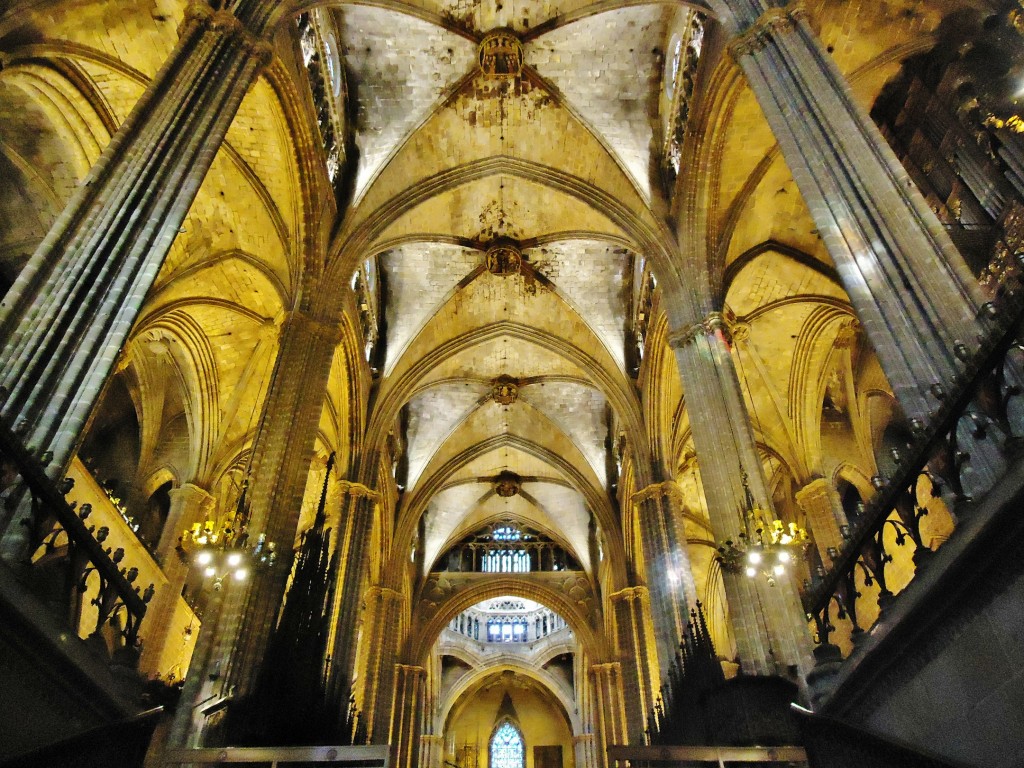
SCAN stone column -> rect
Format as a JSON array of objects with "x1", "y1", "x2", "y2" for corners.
[
  {"x1": 591, "y1": 663, "x2": 627, "y2": 749},
  {"x1": 141, "y1": 483, "x2": 214, "y2": 674},
  {"x1": 722, "y1": 0, "x2": 990, "y2": 423},
  {"x1": 631, "y1": 481, "x2": 696, "y2": 681},
  {"x1": 158, "y1": 483, "x2": 215, "y2": 563},
  {"x1": 364, "y1": 586, "x2": 406, "y2": 743},
  {"x1": 193, "y1": 310, "x2": 338, "y2": 727},
  {"x1": 420, "y1": 734, "x2": 443, "y2": 768},
  {"x1": 576, "y1": 651, "x2": 604, "y2": 768},
  {"x1": 795, "y1": 478, "x2": 845, "y2": 568},
  {"x1": 668, "y1": 314, "x2": 813, "y2": 678},
  {"x1": 166, "y1": 572, "x2": 246, "y2": 747},
  {"x1": 324, "y1": 480, "x2": 381, "y2": 712},
  {"x1": 0, "y1": 1, "x2": 276, "y2": 475},
  {"x1": 574, "y1": 734, "x2": 597, "y2": 768},
  {"x1": 391, "y1": 664, "x2": 426, "y2": 768},
  {"x1": 609, "y1": 587, "x2": 657, "y2": 742}
]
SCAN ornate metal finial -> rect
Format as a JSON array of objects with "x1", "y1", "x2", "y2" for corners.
[
  {"x1": 478, "y1": 30, "x2": 523, "y2": 78},
  {"x1": 495, "y1": 471, "x2": 522, "y2": 497},
  {"x1": 491, "y1": 375, "x2": 520, "y2": 405},
  {"x1": 485, "y1": 240, "x2": 523, "y2": 276}
]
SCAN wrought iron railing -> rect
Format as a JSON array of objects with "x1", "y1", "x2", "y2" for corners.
[
  {"x1": 0, "y1": 421, "x2": 154, "y2": 661},
  {"x1": 803, "y1": 281, "x2": 1024, "y2": 651}
]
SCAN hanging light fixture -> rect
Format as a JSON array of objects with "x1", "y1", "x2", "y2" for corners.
[
  {"x1": 717, "y1": 473, "x2": 808, "y2": 586},
  {"x1": 715, "y1": 319, "x2": 808, "y2": 586},
  {"x1": 176, "y1": 341, "x2": 279, "y2": 587}
]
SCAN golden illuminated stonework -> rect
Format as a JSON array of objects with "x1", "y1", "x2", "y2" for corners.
[{"x1": 479, "y1": 30, "x2": 523, "y2": 78}]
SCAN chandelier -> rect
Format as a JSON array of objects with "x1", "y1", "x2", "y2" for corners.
[
  {"x1": 177, "y1": 481, "x2": 276, "y2": 588},
  {"x1": 717, "y1": 474, "x2": 809, "y2": 586}
]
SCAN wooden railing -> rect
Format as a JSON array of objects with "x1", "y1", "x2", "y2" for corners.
[
  {"x1": 0, "y1": 420, "x2": 154, "y2": 661},
  {"x1": 608, "y1": 745, "x2": 807, "y2": 767},
  {"x1": 163, "y1": 744, "x2": 390, "y2": 767}
]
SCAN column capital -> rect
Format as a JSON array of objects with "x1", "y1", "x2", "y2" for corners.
[
  {"x1": 728, "y1": 2, "x2": 809, "y2": 60},
  {"x1": 795, "y1": 477, "x2": 833, "y2": 505},
  {"x1": 609, "y1": 585, "x2": 650, "y2": 604},
  {"x1": 666, "y1": 311, "x2": 729, "y2": 349},
  {"x1": 395, "y1": 663, "x2": 426, "y2": 677},
  {"x1": 631, "y1": 480, "x2": 684, "y2": 508},
  {"x1": 590, "y1": 661, "x2": 622, "y2": 678},
  {"x1": 281, "y1": 309, "x2": 344, "y2": 346},
  {"x1": 366, "y1": 585, "x2": 404, "y2": 605},
  {"x1": 167, "y1": 482, "x2": 214, "y2": 505},
  {"x1": 833, "y1": 319, "x2": 861, "y2": 350},
  {"x1": 337, "y1": 479, "x2": 382, "y2": 504},
  {"x1": 180, "y1": 2, "x2": 276, "y2": 69}
]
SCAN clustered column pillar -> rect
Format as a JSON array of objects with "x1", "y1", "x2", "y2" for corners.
[
  {"x1": 364, "y1": 586, "x2": 406, "y2": 743},
  {"x1": 208, "y1": 310, "x2": 339, "y2": 719},
  {"x1": 0, "y1": 1, "x2": 276, "y2": 476},
  {"x1": 391, "y1": 664, "x2": 426, "y2": 768},
  {"x1": 632, "y1": 481, "x2": 697, "y2": 681},
  {"x1": 609, "y1": 586, "x2": 658, "y2": 741},
  {"x1": 325, "y1": 480, "x2": 381, "y2": 711},
  {"x1": 668, "y1": 313, "x2": 813, "y2": 677},
  {"x1": 721, "y1": 0, "x2": 991, "y2": 423},
  {"x1": 795, "y1": 479, "x2": 846, "y2": 568},
  {"x1": 420, "y1": 735, "x2": 442, "y2": 768},
  {"x1": 575, "y1": 652, "x2": 603, "y2": 768},
  {"x1": 590, "y1": 662, "x2": 628, "y2": 749}
]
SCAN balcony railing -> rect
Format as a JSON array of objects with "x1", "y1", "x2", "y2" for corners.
[
  {"x1": 0, "y1": 420, "x2": 154, "y2": 662},
  {"x1": 803, "y1": 276, "x2": 1024, "y2": 654}
]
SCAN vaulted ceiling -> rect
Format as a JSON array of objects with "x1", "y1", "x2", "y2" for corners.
[{"x1": 0, "y1": 0, "x2": 965, "y2": 643}]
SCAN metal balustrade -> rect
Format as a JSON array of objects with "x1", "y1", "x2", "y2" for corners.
[
  {"x1": 0, "y1": 419, "x2": 153, "y2": 661},
  {"x1": 802, "y1": 267, "x2": 1024, "y2": 655}
]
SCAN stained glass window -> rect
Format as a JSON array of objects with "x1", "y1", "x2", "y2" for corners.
[{"x1": 490, "y1": 722, "x2": 524, "y2": 768}]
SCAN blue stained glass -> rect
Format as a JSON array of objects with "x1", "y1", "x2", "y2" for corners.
[{"x1": 490, "y1": 722, "x2": 524, "y2": 768}]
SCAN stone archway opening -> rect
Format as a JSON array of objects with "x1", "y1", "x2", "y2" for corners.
[{"x1": 442, "y1": 668, "x2": 576, "y2": 768}]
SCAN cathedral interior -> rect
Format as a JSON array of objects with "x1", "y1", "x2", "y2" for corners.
[{"x1": 1, "y1": 0, "x2": 1024, "y2": 766}]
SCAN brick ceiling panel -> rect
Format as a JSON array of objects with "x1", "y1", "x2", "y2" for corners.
[
  {"x1": 380, "y1": 242, "x2": 484, "y2": 371},
  {"x1": 339, "y1": 5, "x2": 479, "y2": 198},
  {"x1": 525, "y1": 5, "x2": 672, "y2": 200}
]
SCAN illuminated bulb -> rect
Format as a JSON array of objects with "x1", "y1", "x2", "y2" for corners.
[
  {"x1": 204, "y1": 566, "x2": 216, "y2": 578},
  {"x1": 747, "y1": 551, "x2": 762, "y2": 565},
  {"x1": 234, "y1": 568, "x2": 248, "y2": 582},
  {"x1": 227, "y1": 552, "x2": 242, "y2": 567},
  {"x1": 196, "y1": 551, "x2": 213, "y2": 566},
  {"x1": 773, "y1": 564, "x2": 785, "y2": 576},
  {"x1": 745, "y1": 566, "x2": 757, "y2": 578},
  {"x1": 777, "y1": 550, "x2": 791, "y2": 563}
]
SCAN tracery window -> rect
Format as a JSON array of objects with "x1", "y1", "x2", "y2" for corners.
[
  {"x1": 439, "y1": 520, "x2": 580, "y2": 573},
  {"x1": 295, "y1": 11, "x2": 346, "y2": 193},
  {"x1": 490, "y1": 722, "x2": 525, "y2": 768},
  {"x1": 482, "y1": 548, "x2": 531, "y2": 573}
]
